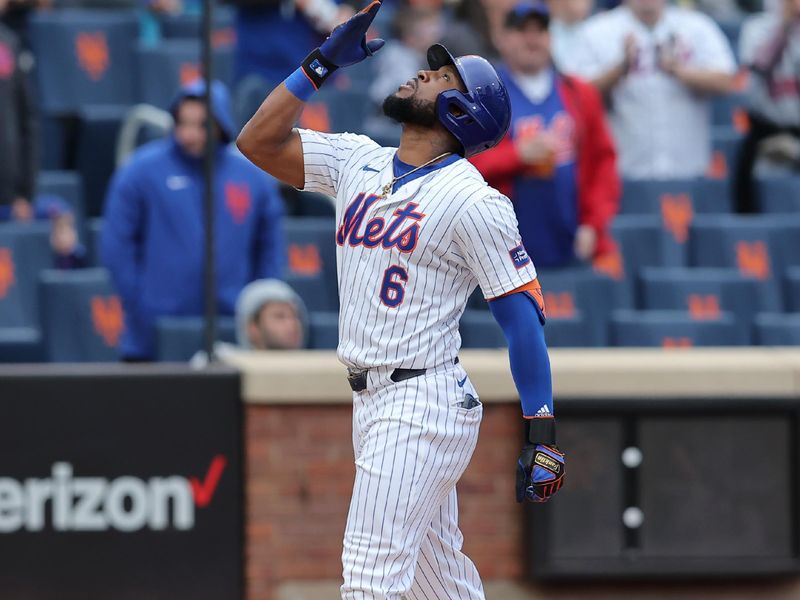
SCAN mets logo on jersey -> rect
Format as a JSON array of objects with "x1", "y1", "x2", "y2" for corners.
[
  {"x1": 336, "y1": 193, "x2": 426, "y2": 253},
  {"x1": 509, "y1": 244, "x2": 530, "y2": 269}
]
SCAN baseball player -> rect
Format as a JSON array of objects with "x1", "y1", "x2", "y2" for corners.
[{"x1": 237, "y1": 3, "x2": 565, "y2": 597}]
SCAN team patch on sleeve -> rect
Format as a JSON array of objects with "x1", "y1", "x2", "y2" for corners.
[{"x1": 509, "y1": 244, "x2": 531, "y2": 270}]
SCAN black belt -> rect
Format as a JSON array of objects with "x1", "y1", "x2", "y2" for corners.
[{"x1": 347, "y1": 357, "x2": 459, "y2": 393}]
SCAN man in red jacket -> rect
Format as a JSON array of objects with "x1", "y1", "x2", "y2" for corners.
[{"x1": 471, "y1": 1, "x2": 620, "y2": 268}]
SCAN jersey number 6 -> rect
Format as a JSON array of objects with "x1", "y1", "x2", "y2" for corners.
[{"x1": 380, "y1": 265, "x2": 408, "y2": 308}]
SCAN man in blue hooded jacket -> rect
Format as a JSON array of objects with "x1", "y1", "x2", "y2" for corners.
[{"x1": 101, "y1": 79, "x2": 285, "y2": 361}]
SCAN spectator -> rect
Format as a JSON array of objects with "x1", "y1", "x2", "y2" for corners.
[
  {"x1": 471, "y1": 1, "x2": 620, "y2": 268},
  {"x1": 563, "y1": 0, "x2": 737, "y2": 179},
  {"x1": 236, "y1": 278, "x2": 307, "y2": 350},
  {"x1": 0, "y1": 11, "x2": 36, "y2": 223},
  {"x1": 547, "y1": 0, "x2": 594, "y2": 70},
  {"x1": 735, "y1": 0, "x2": 800, "y2": 212},
  {"x1": 101, "y1": 79, "x2": 285, "y2": 361},
  {"x1": 229, "y1": 0, "x2": 353, "y2": 87},
  {"x1": 36, "y1": 196, "x2": 88, "y2": 269},
  {"x1": 366, "y1": 5, "x2": 443, "y2": 143},
  {"x1": 369, "y1": 6, "x2": 443, "y2": 110}
]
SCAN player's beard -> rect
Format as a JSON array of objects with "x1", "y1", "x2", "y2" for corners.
[{"x1": 382, "y1": 92, "x2": 438, "y2": 128}]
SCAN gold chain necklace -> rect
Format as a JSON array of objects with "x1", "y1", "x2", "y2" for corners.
[{"x1": 380, "y1": 152, "x2": 452, "y2": 200}]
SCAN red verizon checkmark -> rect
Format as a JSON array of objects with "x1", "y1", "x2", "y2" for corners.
[{"x1": 190, "y1": 454, "x2": 227, "y2": 508}]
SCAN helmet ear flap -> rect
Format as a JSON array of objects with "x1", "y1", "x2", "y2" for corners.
[{"x1": 436, "y1": 90, "x2": 496, "y2": 156}]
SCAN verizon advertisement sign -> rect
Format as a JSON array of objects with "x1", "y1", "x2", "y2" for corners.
[
  {"x1": 0, "y1": 368, "x2": 243, "y2": 600},
  {"x1": 0, "y1": 456, "x2": 226, "y2": 533}
]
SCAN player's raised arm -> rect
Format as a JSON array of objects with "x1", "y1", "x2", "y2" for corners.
[{"x1": 236, "y1": 1, "x2": 385, "y2": 189}]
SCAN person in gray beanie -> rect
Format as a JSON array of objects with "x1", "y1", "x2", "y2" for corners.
[{"x1": 236, "y1": 278, "x2": 308, "y2": 350}]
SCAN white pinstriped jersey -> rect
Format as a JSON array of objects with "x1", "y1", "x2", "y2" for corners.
[{"x1": 298, "y1": 128, "x2": 537, "y2": 370}]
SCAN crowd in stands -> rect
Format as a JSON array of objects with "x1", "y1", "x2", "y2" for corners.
[{"x1": 0, "y1": 0, "x2": 799, "y2": 362}]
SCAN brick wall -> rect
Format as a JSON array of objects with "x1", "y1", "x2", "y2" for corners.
[{"x1": 245, "y1": 402, "x2": 524, "y2": 600}]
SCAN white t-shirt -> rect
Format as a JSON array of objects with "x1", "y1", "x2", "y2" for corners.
[
  {"x1": 564, "y1": 5, "x2": 737, "y2": 179},
  {"x1": 298, "y1": 128, "x2": 536, "y2": 370},
  {"x1": 739, "y1": 12, "x2": 800, "y2": 128}
]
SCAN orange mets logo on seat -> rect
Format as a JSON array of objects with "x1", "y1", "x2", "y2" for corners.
[{"x1": 75, "y1": 32, "x2": 109, "y2": 81}]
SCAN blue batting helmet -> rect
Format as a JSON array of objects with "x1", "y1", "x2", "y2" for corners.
[{"x1": 427, "y1": 44, "x2": 511, "y2": 158}]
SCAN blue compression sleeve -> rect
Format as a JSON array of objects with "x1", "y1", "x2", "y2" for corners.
[{"x1": 488, "y1": 291, "x2": 553, "y2": 418}]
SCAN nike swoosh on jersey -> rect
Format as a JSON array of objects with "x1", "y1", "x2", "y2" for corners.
[
  {"x1": 457, "y1": 376, "x2": 467, "y2": 388},
  {"x1": 362, "y1": 165, "x2": 380, "y2": 172}
]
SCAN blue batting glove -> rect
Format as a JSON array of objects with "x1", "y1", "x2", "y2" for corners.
[
  {"x1": 516, "y1": 443, "x2": 565, "y2": 503},
  {"x1": 319, "y1": 0, "x2": 385, "y2": 68}
]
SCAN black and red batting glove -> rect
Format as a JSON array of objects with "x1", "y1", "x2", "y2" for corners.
[{"x1": 516, "y1": 417, "x2": 565, "y2": 503}]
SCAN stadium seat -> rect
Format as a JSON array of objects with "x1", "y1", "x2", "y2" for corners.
[
  {"x1": 74, "y1": 104, "x2": 129, "y2": 217},
  {"x1": 159, "y1": 7, "x2": 236, "y2": 42},
  {"x1": 787, "y1": 267, "x2": 800, "y2": 312},
  {"x1": 609, "y1": 215, "x2": 686, "y2": 286},
  {"x1": 755, "y1": 313, "x2": 800, "y2": 346},
  {"x1": 156, "y1": 316, "x2": 236, "y2": 361},
  {"x1": 707, "y1": 127, "x2": 742, "y2": 180},
  {"x1": 611, "y1": 310, "x2": 749, "y2": 347},
  {"x1": 284, "y1": 218, "x2": 337, "y2": 310},
  {"x1": 538, "y1": 267, "x2": 623, "y2": 346},
  {"x1": 459, "y1": 310, "x2": 505, "y2": 348},
  {"x1": 622, "y1": 177, "x2": 732, "y2": 216},
  {"x1": 544, "y1": 315, "x2": 592, "y2": 347},
  {"x1": 308, "y1": 311, "x2": 339, "y2": 349},
  {"x1": 0, "y1": 328, "x2": 42, "y2": 362},
  {"x1": 88, "y1": 218, "x2": 103, "y2": 267},
  {"x1": 711, "y1": 91, "x2": 749, "y2": 132},
  {"x1": 285, "y1": 271, "x2": 337, "y2": 314},
  {"x1": 235, "y1": 75, "x2": 275, "y2": 133},
  {"x1": 38, "y1": 268, "x2": 123, "y2": 362},
  {"x1": 305, "y1": 87, "x2": 370, "y2": 134},
  {"x1": 39, "y1": 115, "x2": 67, "y2": 170},
  {"x1": 29, "y1": 9, "x2": 138, "y2": 113},
  {"x1": 640, "y1": 268, "x2": 761, "y2": 334},
  {"x1": 689, "y1": 215, "x2": 791, "y2": 312},
  {"x1": 757, "y1": 176, "x2": 800, "y2": 213},
  {"x1": 0, "y1": 223, "x2": 53, "y2": 328},
  {"x1": 136, "y1": 40, "x2": 235, "y2": 110}
]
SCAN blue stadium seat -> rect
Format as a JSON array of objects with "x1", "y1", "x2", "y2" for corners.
[
  {"x1": 621, "y1": 178, "x2": 731, "y2": 216},
  {"x1": 757, "y1": 176, "x2": 800, "y2": 213},
  {"x1": 308, "y1": 311, "x2": 338, "y2": 349},
  {"x1": 38, "y1": 268, "x2": 123, "y2": 361},
  {"x1": 786, "y1": 267, "x2": 800, "y2": 311},
  {"x1": 75, "y1": 104, "x2": 129, "y2": 217},
  {"x1": 545, "y1": 315, "x2": 592, "y2": 347},
  {"x1": 29, "y1": 9, "x2": 138, "y2": 113},
  {"x1": 0, "y1": 328, "x2": 42, "y2": 362},
  {"x1": 37, "y1": 171, "x2": 84, "y2": 220},
  {"x1": 0, "y1": 223, "x2": 53, "y2": 328},
  {"x1": 88, "y1": 218, "x2": 103, "y2": 267},
  {"x1": 708, "y1": 127, "x2": 742, "y2": 180},
  {"x1": 640, "y1": 268, "x2": 761, "y2": 335},
  {"x1": 285, "y1": 271, "x2": 337, "y2": 314},
  {"x1": 538, "y1": 267, "x2": 623, "y2": 346},
  {"x1": 284, "y1": 218, "x2": 337, "y2": 310},
  {"x1": 235, "y1": 75, "x2": 275, "y2": 132},
  {"x1": 717, "y1": 20, "x2": 743, "y2": 59},
  {"x1": 755, "y1": 313, "x2": 800, "y2": 346},
  {"x1": 459, "y1": 309, "x2": 592, "y2": 348},
  {"x1": 711, "y1": 91, "x2": 749, "y2": 130},
  {"x1": 160, "y1": 7, "x2": 235, "y2": 41},
  {"x1": 156, "y1": 316, "x2": 236, "y2": 361},
  {"x1": 459, "y1": 310, "x2": 505, "y2": 348},
  {"x1": 306, "y1": 87, "x2": 370, "y2": 134},
  {"x1": 610, "y1": 215, "x2": 686, "y2": 277},
  {"x1": 689, "y1": 215, "x2": 791, "y2": 311},
  {"x1": 136, "y1": 40, "x2": 235, "y2": 110},
  {"x1": 611, "y1": 310, "x2": 749, "y2": 347}
]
